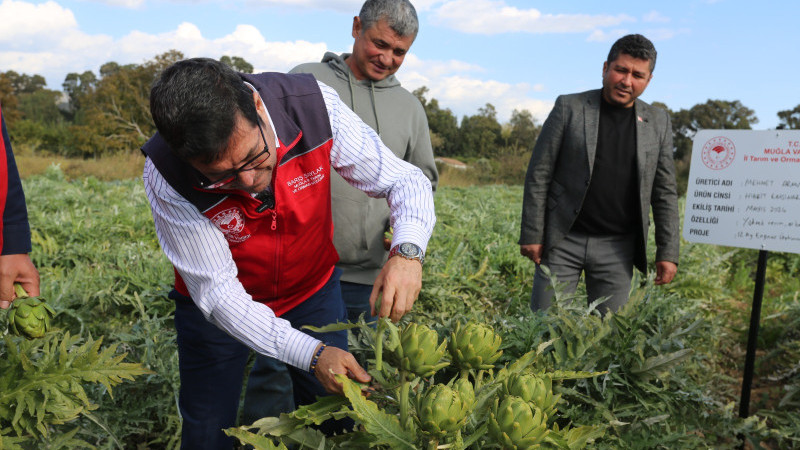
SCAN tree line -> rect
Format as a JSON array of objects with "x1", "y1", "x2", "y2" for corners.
[{"x1": 2, "y1": 51, "x2": 799, "y2": 186}]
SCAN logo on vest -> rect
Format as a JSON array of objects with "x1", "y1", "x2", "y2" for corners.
[
  {"x1": 286, "y1": 165, "x2": 325, "y2": 194},
  {"x1": 211, "y1": 207, "x2": 251, "y2": 243}
]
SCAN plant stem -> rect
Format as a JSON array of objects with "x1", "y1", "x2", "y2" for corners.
[
  {"x1": 375, "y1": 318, "x2": 386, "y2": 370},
  {"x1": 427, "y1": 438, "x2": 439, "y2": 450},
  {"x1": 399, "y1": 370, "x2": 410, "y2": 430},
  {"x1": 14, "y1": 283, "x2": 28, "y2": 298}
]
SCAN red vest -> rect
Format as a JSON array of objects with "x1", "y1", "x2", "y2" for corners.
[{"x1": 142, "y1": 73, "x2": 338, "y2": 316}]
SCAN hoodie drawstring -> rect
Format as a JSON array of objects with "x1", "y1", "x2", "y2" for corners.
[
  {"x1": 369, "y1": 81, "x2": 380, "y2": 136},
  {"x1": 347, "y1": 71, "x2": 356, "y2": 112},
  {"x1": 346, "y1": 70, "x2": 381, "y2": 136}
]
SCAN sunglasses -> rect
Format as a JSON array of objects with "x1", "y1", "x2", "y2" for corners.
[{"x1": 197, "y1": 120, "x2": 271, "y2": 190}]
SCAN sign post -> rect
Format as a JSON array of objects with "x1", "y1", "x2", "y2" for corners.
[{"x1": 683, "y1": 130, "x2": 800, "y2": 421}]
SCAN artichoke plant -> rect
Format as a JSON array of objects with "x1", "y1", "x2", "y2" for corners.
[
  {"x1": 448, "y1": 321, "x2": 503, "y2": 371},
  {"x1": 488, "y1": 395, "x2": 549, "y2": 449},
  {"x1": 393, "y1": 322, "x2": 449, "y2": 378},
  {"x1": 416, "y1": 384, "x2": 470, "y2": 437},
  {"x1": 503, "y1": 373, "x2": 560, "y2": 418},
  {"x1": 8, "y1": 284, "x2": 56, "y2": 339},
  {"x1": 452, "y1": 377, "x2": 475, "y2": 409}
]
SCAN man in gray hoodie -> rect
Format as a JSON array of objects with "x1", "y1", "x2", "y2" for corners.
[
  {"x1": 241, "y1": 0, "x2": 437, "y2": 424},
  {"x1": 291, "y1": 0, "x2": 437, "y2": 324}
]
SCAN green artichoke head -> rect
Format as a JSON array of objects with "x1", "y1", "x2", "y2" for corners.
[
  {"x1": 488, "y1": 396, "x2": 549, "y2": 449},
  {"x1": 8, "y1": 292, "x2": 56, "y2": 340},
  {"x1": 393, "y1": 322, "x2": 449, "y2": 378},
  {"x1": 448, "y1": 321, "x2": 503, "y2": 370},
  {"x1": 504, "y1": 373, "x2": 560, "y2": 418},
  {"x1": 452, "y1": 377, "x2": 476, "y2": 409},
  {"x1": 416, "y1": 384, "x2": 470, "y2": 437}
]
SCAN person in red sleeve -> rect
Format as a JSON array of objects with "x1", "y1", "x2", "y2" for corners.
[{"x1": 0, "y1": 104, "x2": 39, "y2": 309}]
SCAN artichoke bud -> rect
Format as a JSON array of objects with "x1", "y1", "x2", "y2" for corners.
[
  {"x1": 448, "y1": 322, "x2": 503, "y2": 370},
  {"x1": 394, "y1": 322, "x2": 449, "y2": 378},
  {"x1": 504, "y1": 373, "x2": 560, "y2": 417},
  {"x1": 7, "y1": 285, "x2": 56, "y2": 340},
  {"x1": 416, "y1": 384, "x2": 470, "y2": 437},
  {"x1": 488, "y1": 395, "x2": 549, "y2": 448},
  {"x1": 452, "y1": 377, "x2": 475, "y2": 408}
]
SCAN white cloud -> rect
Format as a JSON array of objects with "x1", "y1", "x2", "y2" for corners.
[
  {"x1": 400, "y1": 67, "x2": 553, "y2": 123},
  {"x1": 643, "y1": 10, "x2": 670, "y2": 23},
  {"x1": 586, "y1": 26, "x2": 686, "y2": 44},
  {"x1": 142, "y1": 0, "x2": 441, "y2": 13},
  {"x1": 0, "y1": 0, "x2": 81, "y2": 49},
  {"x1": 0, "y1": 1, "x2": 326, "y2": 87},
  {"x1": 92, "y1": 0, "x2": 144, "y2": 8},
  {"x1": 586, "y1": 28, "x2": 628, "y2": 42},
  {"x1": 114, "y1": 23, "x2": 328, "y2": 72},
  {"x1": 401, "y1": 53, "x2": 483, "y2": 79},
  {"x1": 431, "y1": 0, "x2": 634, "y2": 35},
  {"x1": 247, "y1": 0, "x2": 363, "y2": 12},
  {"x1": 642, "y1": 28, "x2": 689, "y2": 41},
  {"x1": 1, "y1": 0, "x2": 550, "y2": 125}
]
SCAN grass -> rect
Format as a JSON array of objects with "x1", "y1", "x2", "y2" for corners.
[
  {"x1": 4, "y1": 156, "x2": 799, "y2": 448},
  {"x1": 14, "y1": 144, "x2": 145, "y2": 181}
]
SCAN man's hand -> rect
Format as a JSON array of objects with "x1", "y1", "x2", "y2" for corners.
[
  {"x1": 369, "y1": 256, "x2": 422, "y2": 322},
  {"x1": 0, "y1": 254, "x2": 40, "y2": 309},
  {"x1": 520, "y1": 244, "x2": 543, "y2": 265},
  {"x1": 655, "y1": 261, "x2": 677, "y2": 285},
  {"x1": 313, "y1": 344, "x2": 371, "y2": 395}
]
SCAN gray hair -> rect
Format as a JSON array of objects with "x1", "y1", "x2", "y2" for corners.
[
  {"x1": 359, "y1": 0, "x2": 419, "y2": 38},
  {"x1": 607, "y1": 34, "x2": 657, "y2": 73}
]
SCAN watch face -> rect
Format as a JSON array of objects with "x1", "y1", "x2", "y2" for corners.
[{"x1": 399, "y1": 243, "x2": 420, "y2": 257}]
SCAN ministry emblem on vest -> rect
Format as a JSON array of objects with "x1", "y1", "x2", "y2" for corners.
[{"x1": 211, "y1": 207, "x2": 251, "y2": 243}]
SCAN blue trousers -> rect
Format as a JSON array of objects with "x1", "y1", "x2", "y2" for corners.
[
  {"x1": 341, "y1": 280, "x2": 377, "y2": 325},
  {"x1": 241, "y1": 279, "x2": 376, "y2": 425},
  {"x1": 173, "y1": 269, "x2": 348, "y2": 450}
]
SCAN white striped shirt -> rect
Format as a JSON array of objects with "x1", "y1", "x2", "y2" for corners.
[{"x1": 143, "y1": 81, "x2": 435, "y2": 371}]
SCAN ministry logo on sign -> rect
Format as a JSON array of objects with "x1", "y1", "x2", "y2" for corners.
[{"x1": 701, "y1": 136, "x2": 736, "y2": 170}]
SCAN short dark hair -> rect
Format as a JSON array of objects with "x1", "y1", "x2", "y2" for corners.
[
  {"x1": 359, "y1": 0, "x2": 418, "y2": 38},
  {"x1": 149, "y1": 57, "x2": 259, "y2": 163},
  {"x1": 607, "y1": 34, "x2": 657, "y2": 73}
]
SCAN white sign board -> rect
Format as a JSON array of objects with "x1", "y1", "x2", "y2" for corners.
[{"x1": 682, "y1": 130, "x2": 800, "y2": 254}]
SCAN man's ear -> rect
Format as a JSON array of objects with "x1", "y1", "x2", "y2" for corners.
[
  {"x1": 252, "y1": 89, "x2": 263, "y2": 110},
  {"x1": 352, "y1": 16, "x2": 362, "y2": 39}
]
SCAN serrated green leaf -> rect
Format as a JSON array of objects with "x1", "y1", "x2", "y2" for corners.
[
  {"x1": 291, "y1": 395, "x2": 351, "y2": 425},
  {"x1": 549, "y1": 370, "x2": 608, "y2": 381},
  {"x1": 337, "y1": 374, "x2": 417, "y2": 449},
  {"x1": 0, "y1": 331, "x2": 151, "y2": 440},
  {"x1": 0, "y1": 428, "x2": 28, "y2": 450},
  {"x1": 630, "y1": 349, "x2": 693, "y2": 375},
  {"x1": 244, "y1": 416, "x2": 305, "y2": 437},
  {"x1": 301, "y1": 322, "x2": 359, "y2": 333},
  {"x1": 224, "y1": 427, "x2": 289, "y2": 449}
]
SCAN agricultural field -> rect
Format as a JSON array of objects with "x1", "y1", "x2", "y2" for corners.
[{"x1": 1, "y1": 166, "x2": 799, "y2": 448}]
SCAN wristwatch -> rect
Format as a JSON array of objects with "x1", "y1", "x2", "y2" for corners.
[{"x1": 388, "y1": 242, "x2": 425, "y2": 265}]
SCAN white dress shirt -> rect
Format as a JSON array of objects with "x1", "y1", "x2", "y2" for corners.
[{"x1": 143, "y1": 81, "x2": 435, "y2": 371}]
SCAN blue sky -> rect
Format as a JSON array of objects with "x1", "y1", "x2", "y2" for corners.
[{"x1": 1, "y1": 0, "x2": 798, "y2": 128}]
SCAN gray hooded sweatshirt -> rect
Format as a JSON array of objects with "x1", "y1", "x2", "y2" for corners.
[{"x1": 290, "y1": 52, "x2": 438, "y2": 285}]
